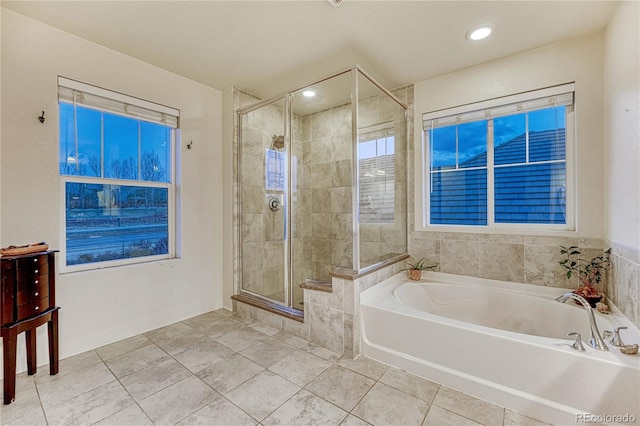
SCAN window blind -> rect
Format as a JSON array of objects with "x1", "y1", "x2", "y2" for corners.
[
  {"x1": 423, "y1": 83, "x2": 574, "y2": 130},
  {"x1": 58, "y1": 76, "x2": 179, "y2": 128},
  {"x1": 358, "y1": 121, "x2": 394, "y2": 142}
]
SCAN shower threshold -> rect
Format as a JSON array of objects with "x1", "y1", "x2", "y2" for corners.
[{"x1": 231, "y1": 293, "x2": 304, "y2": 323}]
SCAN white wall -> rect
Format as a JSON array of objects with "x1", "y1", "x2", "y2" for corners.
[
  {"x1": 603, "y1": 0, "x2": 640, "y2": 329},
  {"x1": 604, "y1": 0, "x2": 640, "y2": 249},
  {"x1": 413, "y1": 32, "x2": 606, "y2": 239},
  {"x1": 1, "y1": 9, "x2": 224, "y2": 375}
]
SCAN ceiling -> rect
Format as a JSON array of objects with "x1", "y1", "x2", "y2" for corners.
[{"x1": 2, "y1": 1, "x2": 617, "y2": 101}]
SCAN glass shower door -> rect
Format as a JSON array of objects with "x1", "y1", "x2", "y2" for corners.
[{"x1": 239, "y1": 98, "x2": 288, "y2": 305}]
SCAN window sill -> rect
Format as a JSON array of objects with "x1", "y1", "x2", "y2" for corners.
[{"x1": 414, "y1": 225, "x2": 578, "y2": 238}]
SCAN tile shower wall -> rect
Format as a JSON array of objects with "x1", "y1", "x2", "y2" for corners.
[
  {"x1": 299, "y1": 103, "x2": 353, "y2": 283},
  {"x1": 608, "y1": 243, "x2": 640, "y2": 329}
]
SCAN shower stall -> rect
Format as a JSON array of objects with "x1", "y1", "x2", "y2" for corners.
[{"x1": 236, "y1": 66, "x2": 408, "y2": 312}]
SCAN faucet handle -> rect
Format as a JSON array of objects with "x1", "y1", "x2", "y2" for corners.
[
  {"x1": 568, "y1": 332, "x2": 586, "y2": 352},
  {"x1": 608, "y1": 326, "x2": 628, "y2": 347}
]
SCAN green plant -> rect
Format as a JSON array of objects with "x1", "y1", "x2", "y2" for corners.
[
  {"x1": 559, "y1": 246, "x2": 612, "y2": 296},
  {"x1": 401, "y1": 257, "x2": 437, "y2": 271}
]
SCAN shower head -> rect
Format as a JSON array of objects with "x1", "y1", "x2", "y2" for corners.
[{"x1": 271, "y1": 135, "x2": 285, "y2": 150}]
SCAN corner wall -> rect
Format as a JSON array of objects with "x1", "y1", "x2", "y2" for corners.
[
  {"x1": 411, "y1": 33, "x2": 607, "y2": 291},
  {"x1": 1, "y1": 9, "x2": 224, "y2": 376},
  {"x1": 604, "y1": 1, "x2": 640, "y2": 328}
]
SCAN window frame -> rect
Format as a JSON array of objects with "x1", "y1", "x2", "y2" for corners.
[
  {"x1": 417, "y1": 84, "x2": 576, "y2": 233},
  {"x1": 58, "y1": 77, "x2": 178, "y2": 273}
]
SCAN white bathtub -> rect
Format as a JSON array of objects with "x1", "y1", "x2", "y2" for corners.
[{"x1": 360, "y1": 272, "x2": 640, "y2": 425}]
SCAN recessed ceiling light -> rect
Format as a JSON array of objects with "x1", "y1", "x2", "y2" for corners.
[
  {"x1": 302, "y1": 90, "x2": 316, "y2": 97},
  {"x1": 466, "y1": 24, "x2": 494, "y2": 41}
]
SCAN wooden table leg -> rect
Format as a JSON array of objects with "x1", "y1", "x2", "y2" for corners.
[
  {"x1": 48, "y1": 309, "x2": 59, "y2": 375},
  {"x1": 2, "y1": 326, "x2": 18, "y2": 404},
  {"x1": 25, "y1": 329, "x2": 37, "y2": 375}
]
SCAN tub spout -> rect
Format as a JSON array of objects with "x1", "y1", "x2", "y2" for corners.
[{"x1": 555, "y1": 292, "x2": 608, "y2": 351}]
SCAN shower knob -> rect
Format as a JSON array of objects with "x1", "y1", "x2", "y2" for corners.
[{"x1": 268, "y1": 197, "x2": 280, "y2": 212}]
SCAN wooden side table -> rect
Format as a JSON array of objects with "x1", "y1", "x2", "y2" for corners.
[{"x1": 0, "y1": 250, "x2": 60, "y2": 404}]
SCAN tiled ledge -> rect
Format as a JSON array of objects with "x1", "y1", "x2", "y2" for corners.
[
  {"x1": 231, "y1": 293, "x2": 304, "y2": 323},
  {"x1": 300, "y1": 279, "x2": 333, "y2": 293},
  {"x1": 330, "y1": 253, "x2": 409, "y2": 280}
]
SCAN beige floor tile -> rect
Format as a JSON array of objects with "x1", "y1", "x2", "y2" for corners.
[
  {"x1": 104, "y1": 343, "x2": 170, "y2": 378},
  {"x1": 177, "y1": 397, "x2": 257, "y2": 426},
  {"x1": 262, "y1": 389, "x2": 348, "y2": 426},
  {"x1": 204, "y1": 318, "x2": 246, "y2": 338},
  {"x1": 504, "y1": 409, "x2": 553, "y2": 426},
  {"x1": 249, "y1": 322, "x2": 281, "y2": 336},
  {"x1": 178, "y1": 397, "x2": 258, "y2": 426},
  {"x1": 172, "y1": 338, "x2": 236, "y2": 373},
  {"x1": 36, "y1": 362, "x2": 116, "y2": 408},
  {"x1": 34, "y1": 350, "x2": 102, "y2": 383},
  {"x1": 119, "y1": 357, "x2": 192, "y2": 401},
  {"x1": 94, "y1": 404, "x2": 154, "y2": 426},
  {"x1": 379, "y1": 367, "x2": 440, "y2": 403},
  {"x1": 304, "y1": 342, "x2": 342, "y2": 362},
  {"x1": 149, "y1": 328, "x2": 208, "y2": 356},
  {"x1": 232, "y1": 314, "x2": 257, "y2": 325},
  {"x1": 214, "y1": 326, "x2": 269, "y2": 351},
  {"x1": 272, "y1": 330, "x2": 310, "y2": 349},
  {"x1": 212, "y1": 308, "x2": 234, "y2": 317},
  {"x1": 196, "y1": 353, "x2": 264, "y2": 394},
  {"x1": 240, "y1": 337, "x2": 297, "y2": 368},
  {"x1": 341, "y1": 414, "x2": 373, "y2": 425},
  {"x1": 432, "y1": 387, "x2": 504, "y2": 426},
  {"x1": 269, "y1": 349, "x2": 332, "y2": 386},
  {"x1": 95, "y1": 334, "x2": 153, "y2": 361},
  {"x1": 422, "y1": 405, "x2": 482, "y2": 426},
  {"x1": 305, "y1": 365, "x2": 375, "y2": 411},
  {"x1": 43, "y1": 380, "x2": 134, "y2": 426},
  {"x1": 0, "y1": 374, "x2": 42, "y2": 425},
  {"x1": 145, "y1": 322, "x2": 194, "y2": 342},
  {"x1": 138, "y1": 376, "x2": 220, "y2": 425},
  {"x1": 225, "y1": 370, "x2": 300, "y2": 421},
  {"x1": 181, "y1": 311, "x2": 226, "y2": 330},
  {"x1": 335, "y1": 355, "x2": 389, "y2": 380},
  {"x1": 352, "y1": 382, "x2": 430, "y2": 426},
  {"x1": 2, "y1": 408, "x2": 48, "y2": 426}
]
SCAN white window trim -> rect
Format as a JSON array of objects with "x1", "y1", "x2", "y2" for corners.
[
  {"x1": 415, "y1": 84, "x2": 576, "y2": 235},
  {"x1": 58, "y1": 79, "x2": 178, "y2": 273}
]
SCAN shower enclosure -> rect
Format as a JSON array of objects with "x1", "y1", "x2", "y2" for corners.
[{"x1": 237, "y1": 66, "x2": 407, "y2": 311}]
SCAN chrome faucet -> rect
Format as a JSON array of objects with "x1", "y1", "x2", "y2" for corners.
[{"x1": 555, "y1": 292, "x2": 609, "y2": 351}]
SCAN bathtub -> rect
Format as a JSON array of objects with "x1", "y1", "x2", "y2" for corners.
[{"x1": 360, "y1": 272, "x2": 640, "y2": 425}]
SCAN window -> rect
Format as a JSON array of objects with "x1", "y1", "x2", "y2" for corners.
[
  {"x1": 58, "y1": 77, "x2": 178, "y2": 270},
  {"x1": 422, "y1": 84, "x2": 574, "y2": 229},
  {"x1": 359, "y1": 126, "x2": 395, "y2": 224}
]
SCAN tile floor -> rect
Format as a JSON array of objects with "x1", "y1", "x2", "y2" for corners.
[{"x1": 1, "y1": 309, "x2": 552, "y2": 426}]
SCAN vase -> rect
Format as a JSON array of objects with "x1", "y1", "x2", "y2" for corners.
[
  {"x1": 573, "y1": 292, "x2": 603, "y2": 308},
  {"x1": 409, "y1": 269, "x2": 422, "y2": 281}
]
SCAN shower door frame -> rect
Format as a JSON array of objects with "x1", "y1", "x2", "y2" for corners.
[
  {"x1": 236, "y1": 66, "x2": 409, "y2": 312},
  {"x1": 236, "y1": 96, "x2": 292, "y2": 308}
]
